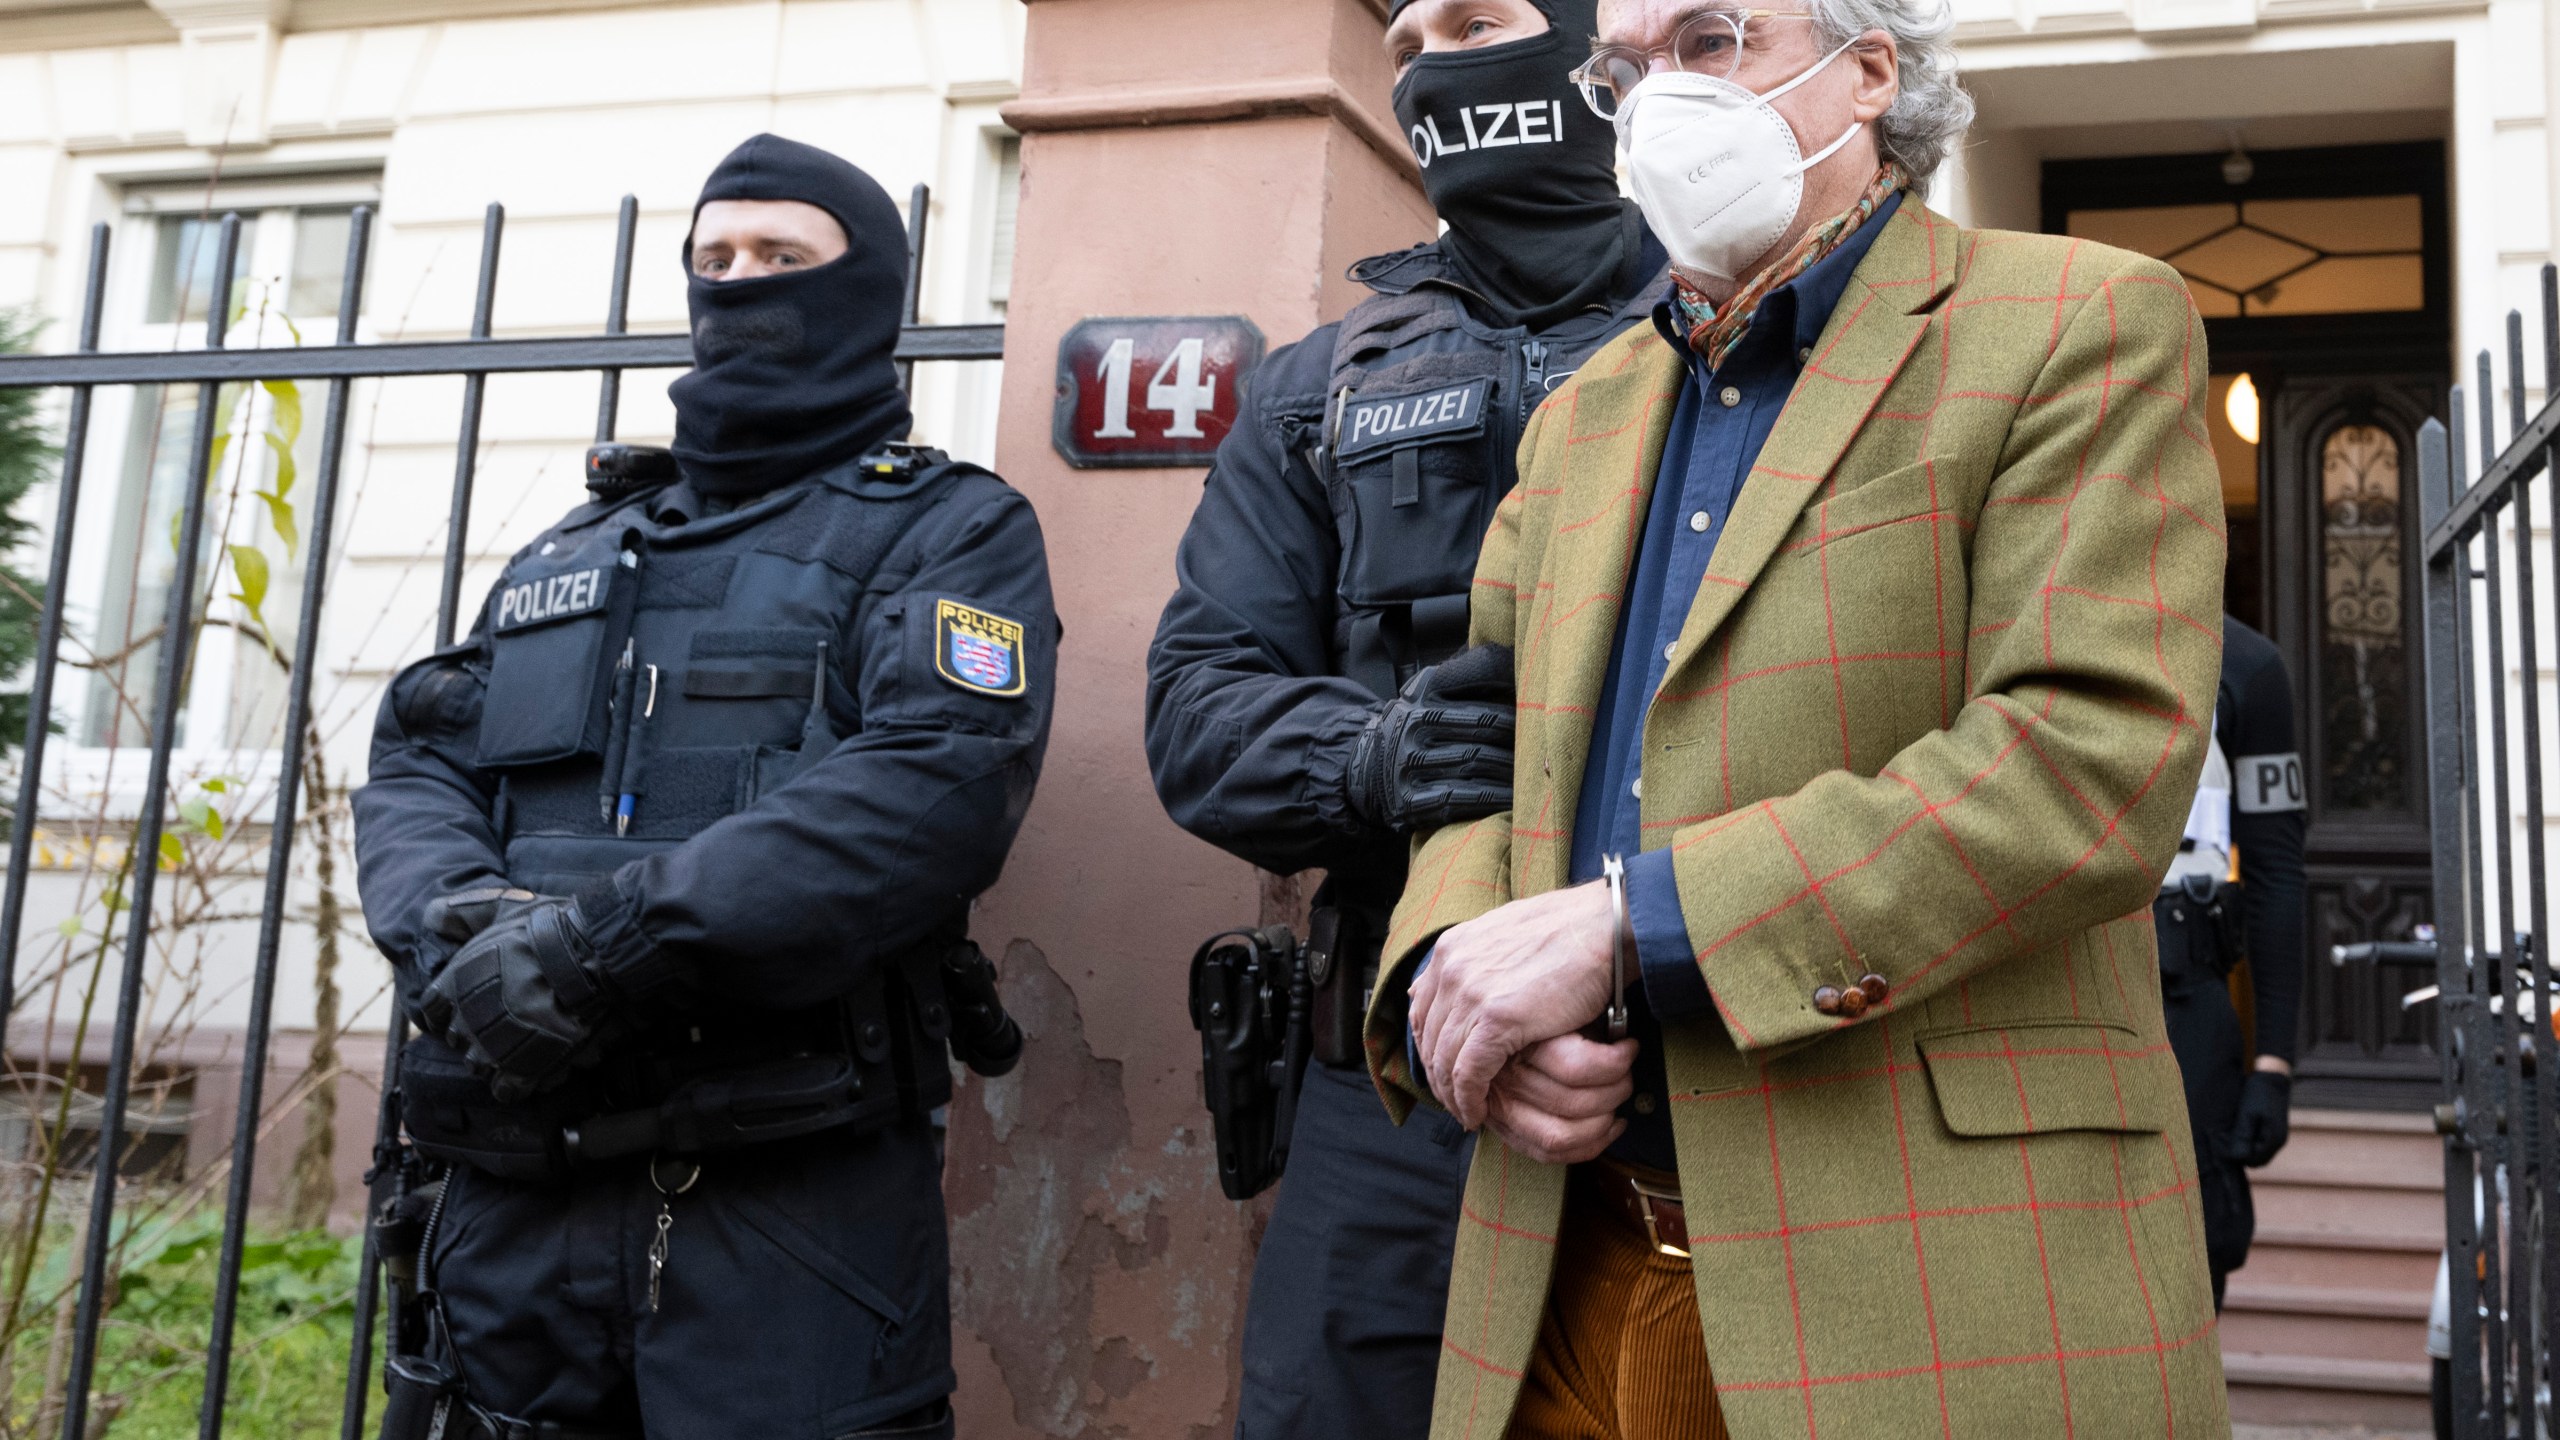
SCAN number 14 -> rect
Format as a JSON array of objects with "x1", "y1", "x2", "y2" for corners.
[{"x1": 1095, "y1": 336, "x2": 1216, "y2": 440}]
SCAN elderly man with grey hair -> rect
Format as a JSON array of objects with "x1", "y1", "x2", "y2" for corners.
[{"x1": 1363, "y1": 0, "x2": 2234, "y2": 1436}]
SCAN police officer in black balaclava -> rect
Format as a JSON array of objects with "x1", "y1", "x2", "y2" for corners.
[
  {"x1": 353, "y1": 134, "x2": 1055, "y2": 1440},
  {"x1": 1144, "y1": 3, "x2": 1664, "y2": 1435}
]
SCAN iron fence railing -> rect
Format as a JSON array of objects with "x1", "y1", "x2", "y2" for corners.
[
  {"x1": 0, "y1": 187, "x2": 1000, "y2": 1440},
  {"x1": 2411, "y1": 265, "x2": 2560, "y2": 1438}
]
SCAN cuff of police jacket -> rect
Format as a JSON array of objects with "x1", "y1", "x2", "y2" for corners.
[
  {"x1": 1303, "y1": 701, "x2": 1383, "y2": 839},
  {"x1": 572, "y1": 880, "x2": 686, "y2": 1009},
  {"x1": 1627, "y1": 849, "x2": 1713, "y2": 1022}
]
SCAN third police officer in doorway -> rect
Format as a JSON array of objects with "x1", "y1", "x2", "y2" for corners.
[
  {"x1": 353, "y1": 134, "x2": 1053, "y2": 1439},
  {"x1": 1145, "y1": 1, "x2": 1663, "y2": 1434},
  {"x1": 2156, "y1": 614, "x2": 2308, "y2": 1309}
]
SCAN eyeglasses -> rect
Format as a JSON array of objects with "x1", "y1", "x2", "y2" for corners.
[{"x1": 1568, "y1": 8, "x2": 1822, "y2": 119}]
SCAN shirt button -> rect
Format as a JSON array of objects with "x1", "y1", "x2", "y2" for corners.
[
  {"x1": 1688, "y1": 510, "x2": 1712, "y2": 533},
  {"x1": 1719, "y1": 385, "x2": 1742, "y2": 408},
  {"x1": 1631, "y1": 777, "x2": 1643, "y2": 800},
  {"x1": 1633, "y1": 1094, "x2": 1658, "y2": 1115},
  {"x1": 1663, "y1": 641, "x2": 1679, "y2": 661},
  {"x1": 1798, "y1": 346, "x2": 1814, "y2": 364}
]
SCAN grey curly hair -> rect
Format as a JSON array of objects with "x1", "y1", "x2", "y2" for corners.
[{"x1": 1808, "y1": 0, "x2": 1974, "y2": 186}]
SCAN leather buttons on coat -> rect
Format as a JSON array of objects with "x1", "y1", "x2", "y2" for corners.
[{"x1": 1814, "y1": 975, "x2": 1891, "y2": 1018}]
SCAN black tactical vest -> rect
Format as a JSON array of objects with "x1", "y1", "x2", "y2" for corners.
[
  {"x1": 401, "y1": 453, "x2": 978, "y2": 1179},
  {"x1": 1314, "y1": 280, "x2": 1661, "y2": 699}
]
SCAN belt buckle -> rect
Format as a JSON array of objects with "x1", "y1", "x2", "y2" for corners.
[{"x1": 1627, "y1": 1174, "x2": 1690, "y2": 1260}]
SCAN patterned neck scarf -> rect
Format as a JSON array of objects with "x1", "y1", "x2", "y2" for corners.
[{"x1": 1675, "y1": 162, "x2": 1908, "y2": 372}]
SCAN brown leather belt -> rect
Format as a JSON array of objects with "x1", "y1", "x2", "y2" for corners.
[{"x1": 1579, "y1": 1158, "x2": 1690, "y2": 1259}]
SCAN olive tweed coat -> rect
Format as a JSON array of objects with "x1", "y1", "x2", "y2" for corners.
[{"x1": 1365, "y1": 200, "x2": 2232, "y2": 1440}]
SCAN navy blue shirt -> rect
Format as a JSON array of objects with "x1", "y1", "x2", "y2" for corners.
[{"x1": 1572, "y1": 193, "x2": 1898, "y2": 1170}]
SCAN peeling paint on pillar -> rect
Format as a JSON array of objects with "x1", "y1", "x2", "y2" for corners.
[
  {"x1": 946, "y1": 940, "x2": 1257, "y2": 1438},
  {"x1": 958, "y1": 3, "x2": 1432, "y2": 1433}
]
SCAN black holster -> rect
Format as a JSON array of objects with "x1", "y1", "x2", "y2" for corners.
[
  {"x1": 1189, "y1": 924, "x2": 1311, "y2": 1200},
  {"x1": 2155, "y1": 874, "x2": 2246, "y2": 981}
]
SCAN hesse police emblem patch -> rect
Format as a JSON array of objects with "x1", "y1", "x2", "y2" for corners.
[{"x1": 935, "y1": 599, "x2": 1027, "y2": 698}]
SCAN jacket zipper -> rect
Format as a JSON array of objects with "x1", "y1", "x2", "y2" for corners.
[{"x1": 1518, "y1": 339, "x2": 1548, "y2": 429}]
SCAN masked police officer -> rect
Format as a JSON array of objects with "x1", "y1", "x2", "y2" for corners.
[
  {"x1": 352, "y1": 134, "x2": 1055, "y2": 1440},
  {"x1": 2156, "y1": 614, "x2": 2307, "y2": 1309},
  {"x1": 1144, "y1": 2, "x2": 1663, "y2": 1433}
]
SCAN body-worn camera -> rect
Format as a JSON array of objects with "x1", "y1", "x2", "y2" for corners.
[{"x1": 585, "y1": 442, "x2": 681, "y2": 498}]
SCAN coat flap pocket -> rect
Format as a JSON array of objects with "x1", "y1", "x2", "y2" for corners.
[{"x1": 1917, "y1": 1022, "x2": 2178, "y2": 1138}]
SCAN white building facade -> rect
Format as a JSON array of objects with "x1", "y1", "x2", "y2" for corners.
[{"x1": 0, "y1": 0, "x2": 1023, "y2": 1217}]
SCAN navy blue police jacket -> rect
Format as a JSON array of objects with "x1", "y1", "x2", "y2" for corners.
[
  {"x1": 1145, "y1": 230, "x2": 1665, "y2": 924},
  {"x1": 354, "y1": 455, "x2": 1056, "y2": 1037}
]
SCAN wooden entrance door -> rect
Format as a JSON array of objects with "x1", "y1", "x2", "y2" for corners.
[
  {"x1": 2043, "y1": 141, "x2": 2453, "y2": 1111},
  {"x1": 2264, "y1": 374, "x2": 2442, "y2": 1109}
]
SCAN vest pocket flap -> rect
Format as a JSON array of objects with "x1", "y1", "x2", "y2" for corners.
[
  {"x1": 1917, "y1": 1022, "x2": 2178, "y2": 1138},
  {"x1": 685, "y1": 663, "x2": 818, "y2": 699},
  {"x1": 1335, "y1": 377, "x2": 1493, "y2": 462},
  {"x1": 478, "y1": 558, "x2": 621, "y2": 768},
  {"x1": 684, "y1": 626, "x2": 829, "y2": 699}
]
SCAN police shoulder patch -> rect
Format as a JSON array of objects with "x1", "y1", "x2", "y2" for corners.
[{"x1": 934, "y1": 598, "x2": 1028, "y2": 698}]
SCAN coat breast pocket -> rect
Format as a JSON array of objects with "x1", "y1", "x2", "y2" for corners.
[{"x1": 1795, "y1": 456, "x2": 1965, "y2": 556}]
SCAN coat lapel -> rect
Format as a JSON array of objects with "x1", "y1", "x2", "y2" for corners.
[
  {"x1": 1523, "y1": 329, "x2": 1685, "y2": 889},
  {"x1": 1662, "y1": 202, "x2": 1962, "y2": 672}
]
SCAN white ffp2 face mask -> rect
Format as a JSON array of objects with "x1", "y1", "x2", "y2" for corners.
[{"x1": 1614, "y1": 40, "x2": 1862, "y2": 282}]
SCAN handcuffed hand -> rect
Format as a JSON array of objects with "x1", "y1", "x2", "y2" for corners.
[
  {"x1": 1483, "y1": 1032, "x2": 1638, "y2": 1164},
  {"x1": 1410, "y1": 881, "x2": 1615, "y2": 1128},
  {"x1": 1346, "y1": 643, "x2": 1516, "y2": 834},
  {"x1": 419, "y1": 896, "x2": 616, "y2": 1103}
]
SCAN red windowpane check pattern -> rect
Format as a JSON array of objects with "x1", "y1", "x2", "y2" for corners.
[{"x1": 1365, "y1": 202, "x2": 2230, "y2": 1439}]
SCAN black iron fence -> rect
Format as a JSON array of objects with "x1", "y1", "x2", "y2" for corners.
[
  {"x1": 2405, "y1": 266, "x2": 2560, "y2": 1437},
  {"x1": 0, "y1": 190, "x2": 1000, "y2": 1439}
]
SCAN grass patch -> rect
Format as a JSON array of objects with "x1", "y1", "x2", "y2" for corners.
[{"x1": 6, "y1": 1210, "x2": 362, "y2": 1438}]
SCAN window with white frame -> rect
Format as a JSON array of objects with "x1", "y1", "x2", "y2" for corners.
[
  {"x1": 986, "y1": 133, "x2": 1019, "y2": 317},
  {"x1": 68, "y1": 175, "x2": 378, "y2": 778}
]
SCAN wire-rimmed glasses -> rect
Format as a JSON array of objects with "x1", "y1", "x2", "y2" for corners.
[{"x1": 1568, "y1": 8, "x2": 1822, "y2": 119}]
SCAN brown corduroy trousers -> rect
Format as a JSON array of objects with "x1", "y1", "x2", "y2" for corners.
[{"x1": 1507, "y1": 1163, "x2": 1731, "y2": 1440}]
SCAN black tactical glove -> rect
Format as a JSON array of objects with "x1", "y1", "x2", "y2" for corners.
[
  {"x1": 419, "y1": 885, "x2": 545, "y2": 957},
  {"x1": 418, "y1": 896, "x2": 620, "y2": 1104},
  {"x1": 1346, "y1": 643, "x2": 1517, "y2": 834},
  {"x1": 2223, "y1": 1069, "x2": 2292, "y2": 1168}
]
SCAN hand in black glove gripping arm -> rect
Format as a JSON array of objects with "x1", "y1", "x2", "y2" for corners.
[
  {"x1": 419, "y1": 896, "x2": 621, "y2": 1103},
  {"x1": 2224, "y1": 1069, "x2": 2293, "y2": 1168},
  {"x1": 1346, "y1": 643, "x2": 1517, "y2": 835}
]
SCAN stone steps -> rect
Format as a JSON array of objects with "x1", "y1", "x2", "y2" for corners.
[{"x1": 2219, "y1": 1110, "x2": 2444, "y2": 1431}]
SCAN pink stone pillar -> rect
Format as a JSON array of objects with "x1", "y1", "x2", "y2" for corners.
[{"x1": 947, "y1": 2, "x2": 1432, "y2": 1434}]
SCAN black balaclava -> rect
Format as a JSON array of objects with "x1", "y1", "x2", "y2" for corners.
[
  {"x1": 1388, "y1": 0, "x2": 1632, "y2": 330},
  {"x1": 668, "y1": 134, "x2": 912, "y2": 497}
]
